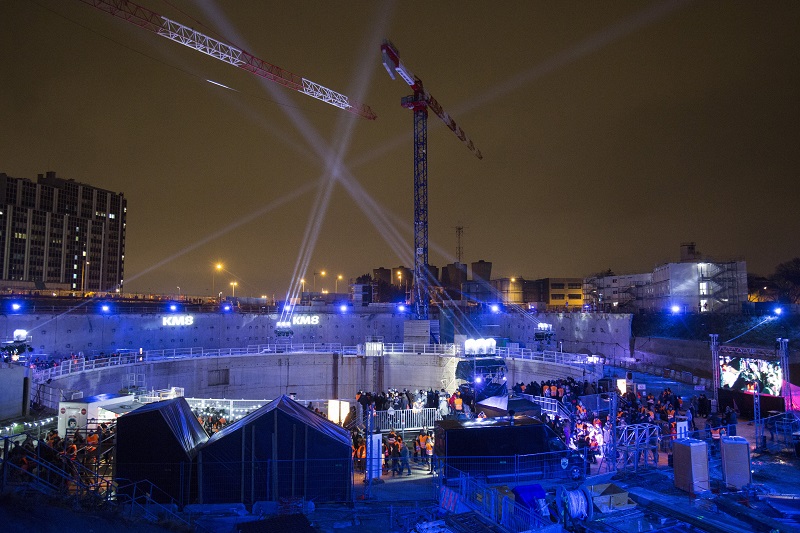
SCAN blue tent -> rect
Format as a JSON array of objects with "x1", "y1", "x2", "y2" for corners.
[
  {"x1": 115, "y1": 397, "x2": 208, "y2": 505},
  {"x1": 198, "y1": 395, "x2": 352, "y2": 504}
]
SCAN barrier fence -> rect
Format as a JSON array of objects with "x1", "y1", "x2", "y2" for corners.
[
  {"x1": 372, "y1": 407, "x2": 443, "y2": 432},
  {"x1": 26, "y1": 343, "x2": 600, "y2": 386},
  {"x1": 436, "y1": 465, "x2": 551, "y2": 533},
  {"x1": 27, "y1": 343, "x2": 463, "y2": 384},
  {"x1": 497, "y1": 347, "x2": 599, "y2": 370},
  {"x1": 438, "y1": 450, "x2": 588, "y2": 486}
]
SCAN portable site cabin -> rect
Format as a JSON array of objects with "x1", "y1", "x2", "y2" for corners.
[
  {"x1": 115, "y1": 397, "x2": 208, "y2": 505},
  {"x1": 57, "y1": 393, "x2": 134, "y2": 437},
  {"x1": 198, "y1": 395, "x2": 352, "y2": 505}
]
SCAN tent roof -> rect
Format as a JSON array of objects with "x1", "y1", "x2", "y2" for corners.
[
  {"x1": 120, "y1": 397, "x2": 208, "y2": 457},
  {"x1": 476, "y1": 395, "x2": 542, "y2": 417},
  {"x1": 476, "y1": 395, "x2": 509, "y2": 411},
  {"x1": 206, "y1": 395, "x2": 351, "y2": 447}
]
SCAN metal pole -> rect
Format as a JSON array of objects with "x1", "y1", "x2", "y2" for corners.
[
  {"x1": 710, "y1": 334, "x2": 720, "y2": 412},
  {"x1": 608, "y1": 392, "x2": 618, "y2": 473},
  {"x1": 365, "y1": 404, "x2": 374, "y2": 500},
  {"x1": 778, "y1": 338, "x2": 791, "y2": 411}
]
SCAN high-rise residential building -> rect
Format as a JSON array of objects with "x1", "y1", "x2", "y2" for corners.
[{"x1": 0, "y1": 171, "x2": 126, "y2": 292}]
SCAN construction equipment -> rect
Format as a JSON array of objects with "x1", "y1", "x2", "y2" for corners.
[
  {"x1": 381, "y1": 39, "x2": 481, "y2": 320},
  {"x1": 77, "y1": 0, "x2": 376, "y2": 120}
]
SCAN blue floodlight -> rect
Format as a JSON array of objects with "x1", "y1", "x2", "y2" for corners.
[
  {"x1": 222, "y1": 304, "x2": 232, "y2": 312},
  {"x1": 169, "y1": 304, "x2": 178, "y2": 312},
  {"x1": 11, "y1": 302, "x2": 21, "y2": 312},
  {"x1": 475, "y1": 376, "x2": 482, "y2": 383},
  {"x1": 671, "y1": 305, "x2": 681, "y2": 314},
  {"x1": 774, "y1": 307, "x2": 783, "y2": 316},
  {"x1": 339, "y1": 304, "x2": 348, "y2": 313},
  {"x1": 398, "y1": 304, "x2": 406, "y2": 312},
  {"x1": 490, "y1": 304, "x2": 500, "y2": 313},
  {"x1": 101, "y1": 304, "x2": 110, "y2": 313}
]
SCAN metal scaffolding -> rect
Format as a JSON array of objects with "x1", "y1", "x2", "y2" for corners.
[{"x1": 616, "y1": 423, "x2": 661, "y2": 472}]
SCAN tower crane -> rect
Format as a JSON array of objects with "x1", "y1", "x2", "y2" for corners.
[
  {"x1": 381, "y1": 39, "x2": 482, "y2": 320},
  {"x1": 77, "y1": 0, "x2": 377, "y2": 120}
]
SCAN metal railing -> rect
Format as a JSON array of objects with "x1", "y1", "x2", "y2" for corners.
[
  {"x1": 373, "y1": 407, "x2": 443, "y2": 432},
  {"x1": 520, "y1": 393, "x2": 574, "y2": 421},
  {"x1": 438, "y1": 450, "x2": 588, "y2": 485},
  {"x1": 436, "y1": 462, "x2": 554, "y2": 532},
  {"x1": 28, "y1": 343, "x2": 461, "y2": 385},
  {"x1": 184, "y1": 400, "x2": 443, "y2": 433},
  {"x1": 497, "y1": 346, "x2": 598, "y2": 370},
  {"x1": 382, "y1": 343, "x2": 460, "y2": 356}
]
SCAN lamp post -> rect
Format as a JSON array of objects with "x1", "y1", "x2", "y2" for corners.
[
  {"x1": 81, "y1": 260, "x2": 90, "y2": 294},
  {"x1": 313, "y1": 270, "x2": 326, "y2": 292},
  {"x1": 212, "y1": 263, "x2": 223, "y2": 297},
  {"x1": 335, "y1": 274, "x2": 343, "y2": 294},
  {"x1": 230, "y1": 281, "x2": 238, "y2": 297},
  {"x1": 177, "y1": 286, "x2": 181, "y2": 297},
  {"x1": 398, "y1": 271, "x2": 408, "y2": 302}
]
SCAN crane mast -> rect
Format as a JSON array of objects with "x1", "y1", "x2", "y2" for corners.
[
  {"x1": 381, "y1": 40, "x2": 481, "y2": 320},
  {"x1": 77, "y1": 0, "x2": 377, "y2": 120}
]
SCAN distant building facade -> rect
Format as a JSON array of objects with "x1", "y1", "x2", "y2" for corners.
[
  {"x1": 584, "y1": 243, "x2": 748, "y2": 314},
  {"x1": 0, "y1": 171, "x2": 126, "y2": 292},
  {"x1": 583, "y1": 273, "x2": 652, "y2": 312},
  {"x1": 534, "y1": 278, "x2": 585, "y2": 309}
]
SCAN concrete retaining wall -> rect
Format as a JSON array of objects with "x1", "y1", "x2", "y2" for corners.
[
  {"x1": 43, "y1": 352, "x2": 600, "y2": 405},
  {"x1": 0, "y1": 312, "x2": 409, "y2": 357}
]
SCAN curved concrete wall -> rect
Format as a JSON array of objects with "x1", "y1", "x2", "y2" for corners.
[{"x1": 2, "y1": 309, "x2": 628, "y2": 408}]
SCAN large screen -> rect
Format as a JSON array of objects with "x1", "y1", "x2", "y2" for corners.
[{"x1": 719, "y1": 356, "x2": 783, "y2": 396}]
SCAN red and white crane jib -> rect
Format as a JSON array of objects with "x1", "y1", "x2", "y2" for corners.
[
  {"x1": 77, "y1": 0, "x2": 377, "y2": 119},
  {"x1": 380, "y1": 39, "x2": 481, "y2": 159}
]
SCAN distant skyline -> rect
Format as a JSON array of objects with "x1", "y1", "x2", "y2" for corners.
[{"x1": 1, "y1": 1, "x2": 798, "y2": 299}]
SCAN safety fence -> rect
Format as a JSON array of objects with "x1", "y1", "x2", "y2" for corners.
[
  {"x1": 520, "y1": 394, "x2": 574, "y2": 421},
  {"x1": 437, "y1": 465, "x2": 553, "y2": 533},
  {"x1": 498, "y1": 347, "x2": 598, "y2": 370},
  {"x1": 437, "y1": 451, "x2": 589, "y2": 487},
  {"x1": 373, "y1": 407, "x2": 443, "y2": 432},
  {"x1": 27, "y1": 343, "x2": 463, "y2": 384},
  {"x1": 26, "y1": 344, "x2": 599, "y2": 386},
  {"x1": 381, "y1": 343, "x2": 460, "y2": 356}
]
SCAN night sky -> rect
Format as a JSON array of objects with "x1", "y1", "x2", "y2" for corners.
[{"x1": 1, "y1": 1, "x2": 798, "y2": 298}]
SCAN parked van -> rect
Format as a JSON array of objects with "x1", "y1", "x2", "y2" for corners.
[{"x1": 434, "y1": 415, "x2": 588, "y2": 481}]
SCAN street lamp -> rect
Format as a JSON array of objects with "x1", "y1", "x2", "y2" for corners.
[
  {"x1": 313, "y1": 270, "x2": 326, "y2": 291},
  {"x1": 212, "y1": 263, "x2": 223, "y2": 296},
  {"x1": 300, "y1": 278, "x2": 306, "y2": 294},
  {"x1": 230, "y1": 281, "x2": 238, "y2": 297},
  {"x1": 81, "y1": 260, "x2": 90, "y2": 294},
  {"x1": 335, "y1": 274, "x2": 343, "y2": 294},
  {"x1": 397, "y1": 271, "x2": 407, "y2": 302}
]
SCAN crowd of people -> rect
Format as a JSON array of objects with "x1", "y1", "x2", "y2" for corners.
[
  {"x1": 2, "y1": 423, "x2": 115, "y2": 487},
  {"x1": 351, "y1": 427, "x2": 436, "y2": 477},
  {"x1": 520, "y1": 380, "x2": 741, "y2": 463}
]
